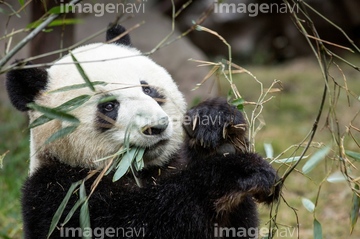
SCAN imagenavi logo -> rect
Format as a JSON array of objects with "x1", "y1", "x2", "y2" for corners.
[{"x1": 214, "y1": 0, "x2": 299, "y2": 17}]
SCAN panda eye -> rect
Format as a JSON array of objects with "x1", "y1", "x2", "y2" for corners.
[
  {"x1": 103, "y1": 102, "x2": 116, "y2": 112},
  {"x1": 143, "y1": 86, "x2": 152, "y2": 95}
]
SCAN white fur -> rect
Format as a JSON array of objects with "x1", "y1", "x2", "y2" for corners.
[{"x1": 29, "y1": 43, "x2": 186, "y2": 174}]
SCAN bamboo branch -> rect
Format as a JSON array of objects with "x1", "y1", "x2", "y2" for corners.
[{"x1": 0, "y1": 0, "x2": 82, "y2": 69}]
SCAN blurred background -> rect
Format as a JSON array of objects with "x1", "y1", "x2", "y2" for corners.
[{"x1": 1, "y1": 0, "x2": 360, "y2": 238}]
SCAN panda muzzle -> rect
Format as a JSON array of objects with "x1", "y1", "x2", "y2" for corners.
[{"x1": 141, "y1": 116, "x2": 169, "y2": 136}]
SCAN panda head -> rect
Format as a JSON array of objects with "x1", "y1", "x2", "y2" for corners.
[{"x1": 6, "y1": 25, "x2": 187, "y2": 174}]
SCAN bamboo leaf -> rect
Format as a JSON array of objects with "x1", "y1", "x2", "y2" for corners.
[
  {"x1": 48, "y1": 81, "x2": 107, "y2": 94},
  {"x1": 313, "y1": 219, "x2": 323, "y2": 239},
  {"x1": 346, "y1": 150, "x2": 360, "y2": 162},
  {"x1": 274, "y1": 155, "x2": 307, "y2": 164},
  {"x1": 45, "y1": 125, "x2": 78, "y2": 144},
  {"x1": 29, "y1": 95, "x2": 90, "y2": 129},
  {"x1": 327, "y1": 171, "x2": 347, "y2": 183},
  {"x1": 232, "y1": 98, "x2": 245, "y2": 111},
  {"x1": 113, "y1": 148, "x2": 138, "y2": 182},
  {"x1": 47, "y1": 180, "x2": 82, "y2": 238},
  {"x1": 27, "y1": 103, "x2": 80, "y2": 124},
  {"x1": 27, "y1": 19, "x2": 82, "y2": 29},
  {"x1": 70, "y1": 52, "x2": 95, "y2": 92},
  {"x1": 99, "y1": 95, "x2": 117, "y2": 104},
  {"x1": 48, "y1": 19, "x2": 82, "y2": 27},
  {"x1": 55, "y1": 95, "x2": 91, "y2": 112},
  {"x1": 79, "y1": 181, "x2": 91, "y2": 239},
  {"x1": 48, "y1": 5, "x2": 74, "y2": 14},
  {"x1": 62, "y1": 197, "x2": 86, "y2": 226},
  {"x1": 135, "y1": 148, "x2": 145, "y2": 171},
  {"x1": 302, "y1": 197, "x2": 315, "y2": 213},
  {"x1": 302, "y1": 145, "x2": 331, "y2": 174},
  {"x1": 263, "y1": 143, "x2": 274, "y2": 159},
  {"x1": 350, "y1": 184, "x2": 360, "y2": 234},
  {"x1": 29, "y1": 115, "x2": 52, "y2": 129}
]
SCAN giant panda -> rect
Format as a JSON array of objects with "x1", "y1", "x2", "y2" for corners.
[{"x1": 6, "y1": 25, "x2": 281, "y2": 239}]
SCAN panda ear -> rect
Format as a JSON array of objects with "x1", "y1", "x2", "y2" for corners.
[
  {"x1": 106, "y1": 24, "x2": 131, "y2": 46},
  {"x1": 6, "y1": 60, "x2": 48, "y2": 112}
]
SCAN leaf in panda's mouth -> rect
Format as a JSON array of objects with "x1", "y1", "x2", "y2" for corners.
[{"x1": 110, "y1": 147, "x2": 145, "y2": 187}]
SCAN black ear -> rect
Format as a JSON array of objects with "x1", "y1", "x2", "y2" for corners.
[
  {"x1": 6, "y1": 60, "x2": 48, "y2": 111},
  {"x1": 106, "y1": 24, "x2": 131, "y2": 46}
]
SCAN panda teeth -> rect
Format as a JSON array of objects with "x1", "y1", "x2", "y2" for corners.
[{"x1": 142, "y1": 127, "x2": 152, "y2": 135}]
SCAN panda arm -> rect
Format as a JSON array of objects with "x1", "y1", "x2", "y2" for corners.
[
  {"x1": 23, "y1": 153, "x2": 277, "y2": 238},
  {"x1": 181, "y1": 98, "x2": 281, "y2": 204}
]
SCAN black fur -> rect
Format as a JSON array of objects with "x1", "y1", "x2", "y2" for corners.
[
  {"x1": 21, "y1": 98, "x2": 281, "y2": 239},
  {"x1": 6, "y1": 61, "x2": 48, "y2": 111},
  {"x1": 106, "y1": 24, "x2": 131, "y2": 46}
]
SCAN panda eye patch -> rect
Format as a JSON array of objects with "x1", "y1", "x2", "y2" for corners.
[
  {"x1": 140, "y1": 80, "x2": 165, "y2": 105},
  {"x1": 98, "y1": 100, "x2": 119, "y2": 113},
  {"x1": 96, "y1": 99, "x2": 119, "y2": 132}
]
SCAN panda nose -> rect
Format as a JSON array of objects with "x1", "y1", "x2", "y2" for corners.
[{"x1": 141, "y1": 116, "x2": 169, "y2": 136}]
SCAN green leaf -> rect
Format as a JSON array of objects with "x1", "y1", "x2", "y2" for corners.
[
  {"x1": 55, "y1": 95, "x2": 91, "y2": 112},
  {"x1": 346, "y1": 150, "x2": 360, "y2": 161},
  {"x1": 99, "y1": 95, "x2": 117, "y2": 104},
  {"x1": 27, "y1": 103, "x2": 80, "y2": 124},
  {"x1": 62, "y1": 197, "x2": 86, "y2": 226},
  {"x1": 327, "y1": 171, "x2": 347, "y2": 183},
  {"x1": 273, "y1": 155, "x2": 307, "y2": 164},
  {"x1": 18, "y1": 0, "x2": 25, "y2": 6},
  {"x1": 302, "y1": 145, "x2": 331, "y2": 174},
  {"x1": 232, "y1": 98, "x2": 245, "y2": 111},
  {"x1": 27, "y1": 18, "x2": 82, "y2": 29},
  {"x1": 113, "y1": 148, "x2": 138, "y2": 182},
  {"x1": 48, "y1": 5, "x2": 74, "y2": 14},
  {"x1": 29, "y1": 115, "x2": 53, "y2": 129},
  {"x1": 48, "y1": 81, "x2": 107, "y2": 94},
  {"x1": 47, "y1": 180, "x2": 82, "y2": 238},
  {"x1": 29, "y1": 95, "x2": 90, "y2": 129},
  {"x1": 79, "y1": 181, "x2": 91, "y2": 239},
  {"x1": 42, "y1": 28, "x2": 54, "y2": 33},
  {"x1": 45, "y1": 125, "x2": 78, "y2": 144},
  {"x1": 70, "y1": 52, "x2": 95, "y2": 92},
  {"x1": 135, "y1": 148, "x2": 145, "y2": 171},
  {"x1": 302, "y1": 197, "x2": 315, "y2": 213},
  {"x1": 48, "y1": 19, "x2": 82, "y2": 27},
  {"x1": 313, "y1": 219, "x2": 323, "y2": 239},
  {"x1": 350, "y1": 184, "x2": 360, "y2": 234},
  {"x1": 263, "y1": 143, "x2": 273, "y2": 159}
]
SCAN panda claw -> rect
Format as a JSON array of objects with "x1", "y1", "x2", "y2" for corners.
[
  {"x1": 192, "y1": 114, "x2": 198, "y2": 131},
  {"x1": 222, "y1": 123, "x2": 228, "y2": 139}
]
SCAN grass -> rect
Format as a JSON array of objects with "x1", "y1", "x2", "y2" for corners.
[
  {"x1": 0, "y1": 56, "x2": 360, "y2": 238},
  {"x1": 0, "y1": 102, "x2": 29, "y2": 238},
  {"x1": 216, "y1": 56, "x2": 360, "y2": 239}
]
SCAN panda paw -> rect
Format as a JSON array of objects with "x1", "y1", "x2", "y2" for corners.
[
  {"x1": 248, "y1": 170, "x2": 282, "y2": 204},
  {"x1": 183, "y1": 98, "x2": 246, "y2": 150}
]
